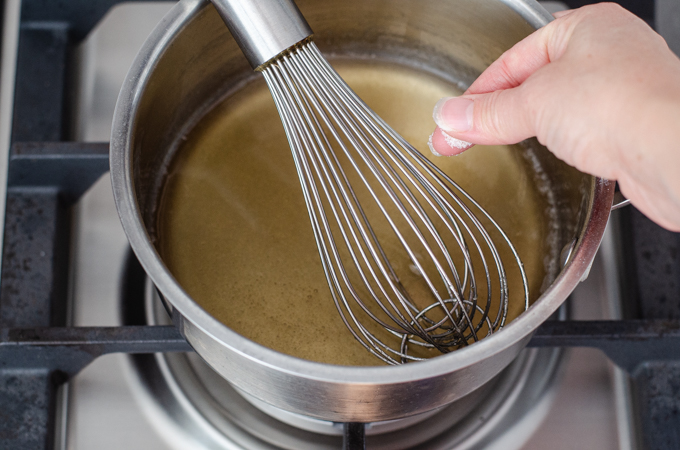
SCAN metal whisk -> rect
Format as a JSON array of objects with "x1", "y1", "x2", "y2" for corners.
[{"x1": 212, "y1": 0, "x2": 529, "y2": 364}]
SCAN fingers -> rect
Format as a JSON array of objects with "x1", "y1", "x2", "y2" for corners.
[
  {"x1": 552, "y1": 10, "x2": 574, "y2": 19},
  {"x1": 465, "y1": 14, "x2": 573, "y2": 95},
  {"x1": 428, "y1": 126, "x2": 473, "y2": 156},
  {"x1": 428, "y1": 7, "x2": 579, "y2": 155},
  {"x1": 427, "y1": 2, "x2": 680, "y2": 233},
  {"x1": 430, "y1": 87, "x2": 536, "y2": 154}
]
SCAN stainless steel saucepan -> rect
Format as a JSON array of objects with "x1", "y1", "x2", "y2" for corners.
[{"x1": 110, "y1": 0, "x2": 615, "y2": 422}]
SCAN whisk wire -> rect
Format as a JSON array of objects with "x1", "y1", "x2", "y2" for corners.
[
  {"x1": 278, "y1": 46, "x2": 480, "y2": 348},
  {"x1": 292, "y1": 48, "x2": 482, "y2": 341},
  {"x1": 260, "y1": 41, "x2": 529, "y2": 363},
  {"x1": 285, "y1": 52, "x2": 478, "y2": 341},
  {"x1": 302, "y1": 46, "x2": 519, "y2": 332},
  {"x1": 266, "y1": 61, "x2": 440, "y2": 358},
  {"x1": 275, "y1": 55, "x2": 453, "y2": 343},
  {"x1": 265, "y1": 70, "x2": 410, "y2": 364}
]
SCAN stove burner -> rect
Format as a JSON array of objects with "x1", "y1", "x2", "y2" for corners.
[{"x1": 120, "y1": 250, "x2": 567, "y2": 449}]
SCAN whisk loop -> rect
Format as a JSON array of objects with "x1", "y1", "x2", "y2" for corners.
[{"x1": 261, "y1": 42, "x2": 529, "y2": 364}]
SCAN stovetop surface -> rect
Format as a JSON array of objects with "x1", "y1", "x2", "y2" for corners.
[
  {"x1": 8, "y1": 0, "x2": 680, "y2": 448},
  {"x1": 61, "y1": 2, "x2": 630, "y2": 449}
]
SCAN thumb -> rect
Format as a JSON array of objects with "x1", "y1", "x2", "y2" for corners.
[{"x1": 432, "y1": 89, "x2": 537, "y2": 149}]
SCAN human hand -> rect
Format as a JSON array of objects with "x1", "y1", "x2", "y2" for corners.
[{"x1": 429, "y1": 3, "x2": 680, "y2": 231}]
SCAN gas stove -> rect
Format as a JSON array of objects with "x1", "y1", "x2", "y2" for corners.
[{"x1": 1, "y1": 1, "x2": 679, "y2": 449}]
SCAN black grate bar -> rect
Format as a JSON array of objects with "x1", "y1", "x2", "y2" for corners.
[
  {"x1": 8, "y1": 142, "x2": 109, "y2": 204},
  {"x1": 2, "y1": 319, "x2": 680, "y2": 381},
  {"x1": 528, "y1": 319, "x2": 680, "y2": 373},
  {"x1": 343, "y1": 422, "x2": 366, "y2": 450},
  {"x1": 0, "y1": 325, "x2": 191, "y2": 377}
]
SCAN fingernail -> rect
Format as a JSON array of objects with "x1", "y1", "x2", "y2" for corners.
[
  {"x1": 428, "y1": 128, "x2": 473, "y2": 157},
  {"x1": 433, "y1": 97, "x2": 474, "y2": 132},
  {"x1": 428, "y1": 133, "x2": 442, "y2": 156}
]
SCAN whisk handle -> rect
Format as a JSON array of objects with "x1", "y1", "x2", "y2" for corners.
[{"x1": 211, "y1": 0, "x2": 313, "y2": 70}]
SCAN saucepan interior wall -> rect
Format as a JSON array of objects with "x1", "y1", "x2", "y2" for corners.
[{"x1": 131, "y1": 0, "x2": 590, "y2": 256}]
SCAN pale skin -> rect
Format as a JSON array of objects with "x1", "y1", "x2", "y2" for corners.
[{"x1": 430, "y1": 3, "x2": 680, "y2": 232}]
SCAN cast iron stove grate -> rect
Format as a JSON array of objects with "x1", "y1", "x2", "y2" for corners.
[{"x1": 2, "y1": 1, "x2": 680, "y2": 449}]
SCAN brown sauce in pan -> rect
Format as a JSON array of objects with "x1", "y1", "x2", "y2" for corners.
[{"x1": 157, "y1": 60, "x2": 554, "y2": 366}]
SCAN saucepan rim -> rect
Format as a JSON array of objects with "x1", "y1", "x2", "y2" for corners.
[{"x1": 110, "y1": 0, "x2": 615, "y2": 385}]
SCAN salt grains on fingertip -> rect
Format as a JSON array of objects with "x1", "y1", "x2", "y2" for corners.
[
  {"x1": 441, "y1": 130, "x2": 472, "y2": 150},
  {"x1": 428, "y1": 130, "x2": 472, "y2": 157},
  {"x1": 427, "y1": 129, "x2": 474, "y2": 156}
]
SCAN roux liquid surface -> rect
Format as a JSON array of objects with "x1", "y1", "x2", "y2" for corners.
[{"x1": 157, "y1": 60, "x2": 552, "y2": 366}]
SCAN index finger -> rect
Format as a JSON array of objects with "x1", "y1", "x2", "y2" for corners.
[{"x1": 465, "y1": 14, "x2": 573, "y2": 95}]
